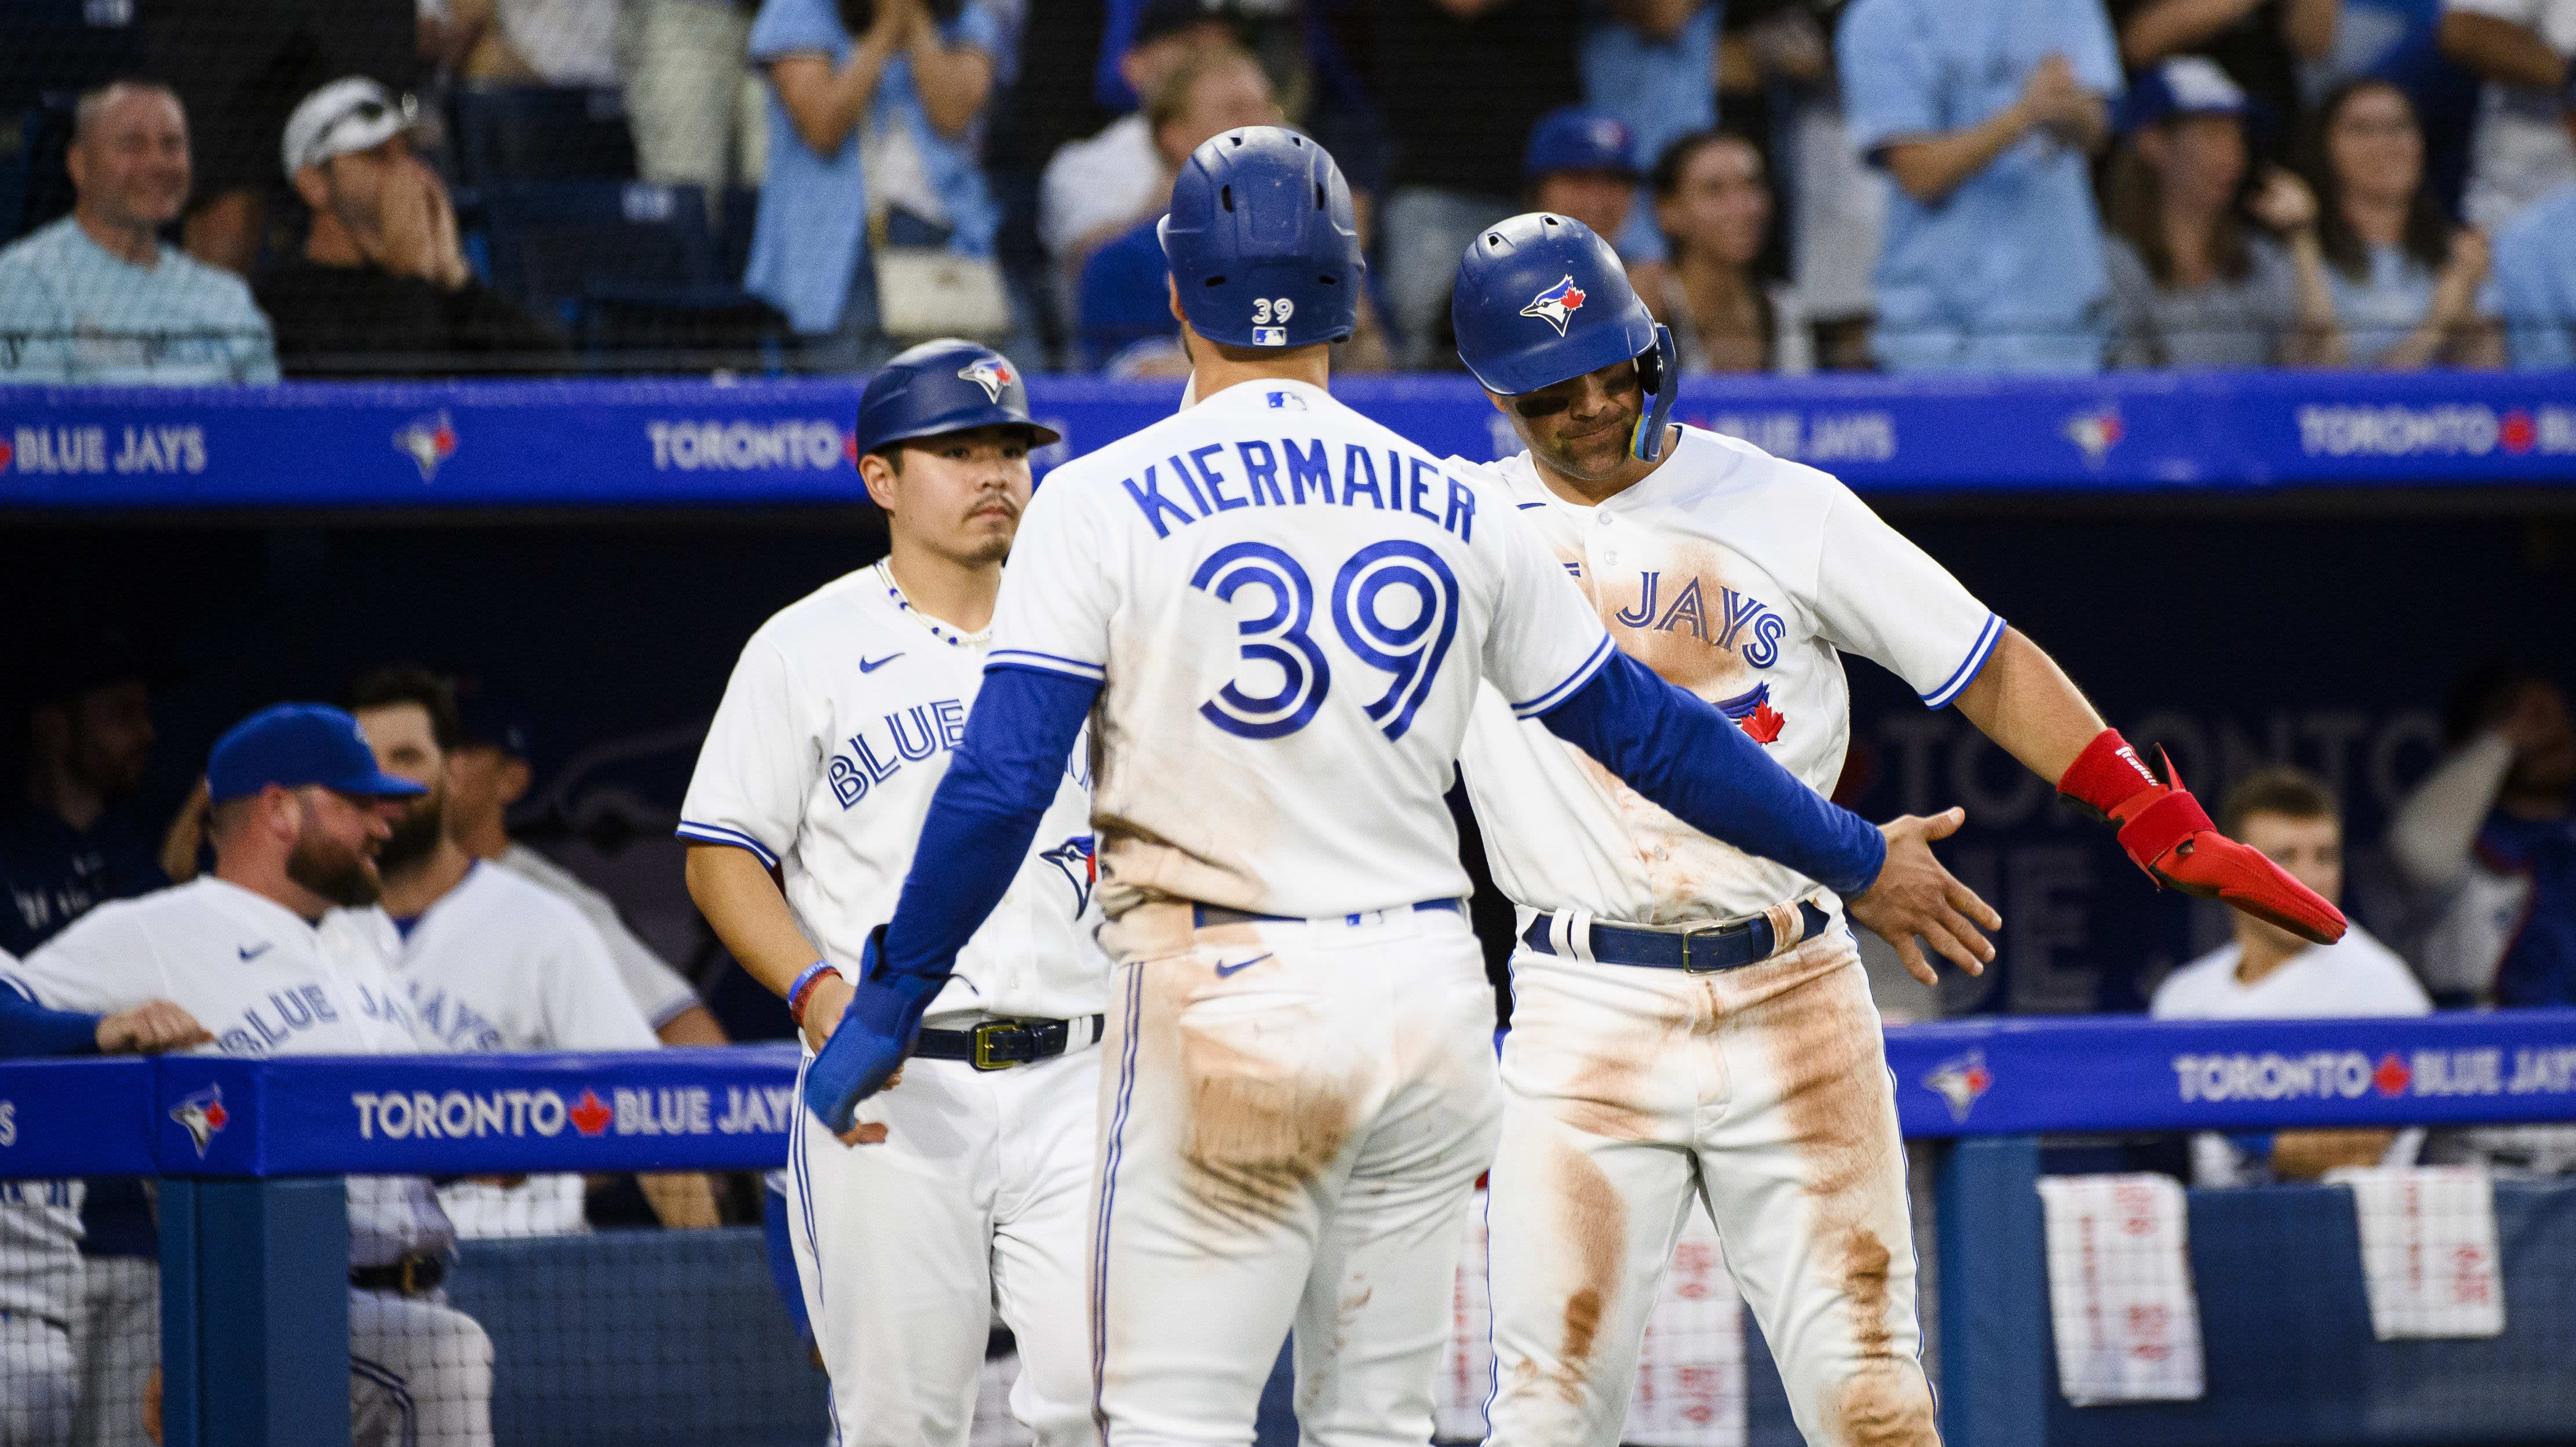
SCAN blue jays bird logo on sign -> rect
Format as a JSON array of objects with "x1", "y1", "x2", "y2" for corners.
[
  {"x1": 1521, "y1": 275, "x2": 1588, "y2": 335},
  {"x1": 170, "y1": 1084, "x2": 230, "y2": 1159},
  {"x1": 957, "y1": 357, "x2": 1016, "y2": 401}
]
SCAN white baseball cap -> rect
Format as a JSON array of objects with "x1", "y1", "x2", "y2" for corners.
[{"x1": 280, "y1": 77, "x2": 419, "y2": 182}]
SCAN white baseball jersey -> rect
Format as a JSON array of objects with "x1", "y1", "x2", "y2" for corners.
[
  {"x1": 1454, "y1": 425, "x2": 2000, "y2": 925},
  {"x1": 492, "y1": 842, "x2": 702, "y2": 1029},
  {"x1": 987, "y1": 377, "x2": 1614, "y2": 920},
  {"x1": 0, "y1": 878, "x2": 455, "y2": 1268},
  {"x1": 0, "y1": 944, "x2": 85, "y2": 1330},
  {"x1": 353, "y1": 862, "x2": 659, "y2": 1237},
  {"x1": 681, "y1": 561, "x2": 1108, "y2": 1024}
]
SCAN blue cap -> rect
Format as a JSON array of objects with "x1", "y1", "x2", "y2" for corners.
[
  {"x1": 206, "y1": 703, "x2": 428, "y2": 804},
  {"x1": 1159, "y1": 126, "x2": 1363, "y2": 349},
  {"x1": 851, "y1": 339, "x2": 1058, "y2": 459},
  {"x1": 1451, "y1": 212, "x2": 1680, "y2": 462},
  {"x1": 1523, "y1": 107, "x2": 1637, "y2": 181},
  {"x1": 2120, "y1": 57, "x2": 2249, "y2": 133}
]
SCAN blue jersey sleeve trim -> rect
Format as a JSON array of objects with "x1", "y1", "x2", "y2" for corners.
[
  {"x1": 1510, "y1": 634, "x2": 1618, "y2": 719},
  {"x1": 0, "y1": 979, "x2": 103, "y2": 1058},
  {"x1": 674, "y1": 821, "x2": 781, "y2": 870},
  {"x1": 1919, "y1": 613, "x2": 2005, "y2": 710},
  {"x1": 986, "y1": 649, "x2": 1107, "y2": 682}
]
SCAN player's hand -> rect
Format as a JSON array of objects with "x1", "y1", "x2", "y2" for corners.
[
  {"x1": 2091, "y1": 748, "x2": 2347, "y2": 944},
  {"x1": 801, "y1": 926, "x2": 942, "y2": 1143},
  {"x1": 95, "y1": 1001, "x2": 211, "y2": 1055},
  {"x1": 1845, "y1": 808, "x2": 1999, "y2": 986}
]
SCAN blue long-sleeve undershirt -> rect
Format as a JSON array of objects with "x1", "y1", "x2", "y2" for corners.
[
  {"x1": 0, "y1": 982, "x2": 102, "y2": 1058},
  {"x1": 878, "y1": 650, "x2": 1884, "y2": 985}
]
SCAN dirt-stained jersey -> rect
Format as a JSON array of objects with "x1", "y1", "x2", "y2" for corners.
[{"x1": 1455, "y1": 425, "x2": 2001, "y2": 923}]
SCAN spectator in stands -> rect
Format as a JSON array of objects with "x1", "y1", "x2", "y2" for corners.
[
  {"x1": 2300, "y1": 78, "x2": 2506, "y2": 366},
  {"x1": 1075, "y1": 44, "x2": 1280, "y2": 370},
  {"x1": 346, "y1": 666, "x2": 719, "y2": 1235},
  {"x1": 624, "y1": 0, "x2": 770, "y2": 196},
  {"x1": 2491, "y1": 99, "x2": 2576, "y2": 365},
  {"x1": 3, "y1": 702, "x2": 496, "y2": 1446},
  {"x1": 255, "y1": 78, "x2": 564, "y2": 376},
  {"x1": 1577, "y1": 0, "x2": 1718, "y2": 268},
  {"x1": 2389, "y1": 665, "x2": 2576, "y2": 1007},
  {"x1": 142, "y1": 0, "x2": 418, "y2": 277},
  {"x1": 2103, "y1": 57, "x2": 2347, "y2": 366},
  {"x1": 1039, "y1": 0, "x2": 1242, "y2": 302},
  {"x1": 2439, "y1": 0, "x2": 2576, "y2": 232},
  {"x1": 745, "y1": 0, "x2": 1011, "y2": 366},
  {"x1": 440, "y1": 691, "x2": 729, "y2": 1045},
  {"x1": 433, "y1": 0, "x2": 621, "y2": 85},
  {"x1": 1376, "y1": 0, "x2": 1586, "y2": 367},
  {"x1": 1641, "y1": 130, "x2": 1812, "y2": 372},
  {"x1": 2110, "y1": 0, "x2": 2341, "y2": 165},
  {"x1": 1742, "y1": 0, "x2": 1883, "y2": 370},
  {"x1": 1523, "y1": 107, "x2": 1642, "y2": 253},
  {"x1": 2152, "y1": 767, "x2": 2433, "y2": 1185},
  {"x1": 0, "y1": 80, "x2": 277, "y2": 386},
  {"x1": 1839, "y1": 0, "x2": 2123, "y2": 374}
]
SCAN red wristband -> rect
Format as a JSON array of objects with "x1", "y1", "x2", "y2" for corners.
[
  {"x1": 787, "y1": 961, "x2": 842, "y2": 1028},
  {"x1": 2055, "y1": 728, "x2": 2163, "y2": 818}
]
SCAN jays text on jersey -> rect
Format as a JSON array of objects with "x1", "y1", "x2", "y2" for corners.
[
  {"x1": 984, "y1": 377, "x2": 1614, "y2": 920},
  {"x1": 0, "y1": 877, "x2": 455, "y2": 1267},
  {"x1": 679, "y1": 562, "x2": 1107, "y2": 1024},
  {"x1": 1455, "y1": 425, "x2": 2001, "y2": 923}
]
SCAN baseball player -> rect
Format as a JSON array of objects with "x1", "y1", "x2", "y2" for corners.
[
  {"x1": 1441, "y1": 214, "x2": 2347, "y2": 1447},
  {"x1": 678, "y1": 340, "x2": 1104, "y2": 1447},
  {"x1": 800, "y1": 127, "x2": 1991, "y2": 1447},
  {"x1": 0, "y1": 968, "x2": 204, "y2": 1447},
  {"x1": 342, "y1": 665, "x2": 717, "y2": 1237},
  {"x1": 0, "y1": 703, "x2": 497, "y2": 1447}
]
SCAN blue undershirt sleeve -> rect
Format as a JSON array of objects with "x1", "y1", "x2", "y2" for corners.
[
  {"x1": 0, "y1": 981, "x2": 103, "y2": 1058},
  {"x1": 878, "y1": 664, "x2": 1101, "y2": 980},
  {"x1": 1535, "y1": 651, "x2": 1888, "y2": 899}
]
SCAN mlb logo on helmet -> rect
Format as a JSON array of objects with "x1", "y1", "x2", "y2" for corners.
[
  {"x1": 1520, "y1": 275, "x2": 1588, "y2": 336},
  {"x1": 170, "y1": 1084, "x2": 231, "y2": 1159},
  {"x1": 1251, "y1": 326, "x2": 1287, "y2": 347},
  {"x1": 957, "y1": 357, "x2": 1016, "y2": 402}
]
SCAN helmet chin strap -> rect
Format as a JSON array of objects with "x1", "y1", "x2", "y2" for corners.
[{"x1": 1626, "y1": 324, "x2": 1680, "y2": 463}]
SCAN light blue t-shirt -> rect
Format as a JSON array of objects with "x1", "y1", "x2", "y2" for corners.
[
  {"x1": 0, "y1": 217, "x2": 278, "y2": 385},
  {"x1": 2326, "y1": 242, "x2": 2444, "y2": 368},
  {"x1": 2493, "y1": 185, "x2": 2576, "y2": 371},
  {"x1": 743, "y1": 0, "x2": 1005, "y2": 336},
  {"x1": 1582, "y1": 1, "x2": 1722, "y2": 264},
  {"x1": 1838, "y1": 0, "x2": 2121, "y2": 374}
]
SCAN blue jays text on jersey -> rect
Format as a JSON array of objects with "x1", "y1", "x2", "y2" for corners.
[
  {"x1": 1610, "y1": 571, "x2": 1787, "y2": 668},
  {"x1": 830, "y1": 697, "x2": 1093, "y2": 809},
  {"x1": 1116, "y1": 436, "x2": 1479, "y2": 545},
  {"x1": 214, "y1": 978, "x2": 416, "y2": 1057}
]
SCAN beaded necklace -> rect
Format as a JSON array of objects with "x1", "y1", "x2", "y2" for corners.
[{"x1": 874, "y1": 560, "x2": 991, "y2": 649}]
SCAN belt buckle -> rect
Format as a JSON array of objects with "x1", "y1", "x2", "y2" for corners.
[
  {"x1": 970, "y1": 1020, "x2": 1026, "y2": 1070},
  {"x1": 398, "y1": 1254, "x2": 426, "y2": 1296},
  {"x1": 1679, "y1": 920, "x2": 1739, "y2": 974}
]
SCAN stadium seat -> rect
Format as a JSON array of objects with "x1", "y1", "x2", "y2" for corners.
[
  {"x1": 480, "y1": 180, "x2": 786, "y2": 370},
  {"x1": 452, "y1": 86, "x2": 638, "y2": 188}
]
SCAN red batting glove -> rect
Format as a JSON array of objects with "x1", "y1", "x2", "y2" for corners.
[{"x1": 2057, "y1": 729, "x2": 2348, "y2": 945}]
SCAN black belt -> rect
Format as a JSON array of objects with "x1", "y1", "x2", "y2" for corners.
[
  {"x1": 1192, "y1": 898, "x2": 1464, "y2": 928},
  {"x1": 1522, "y1": 901, "x2": 1832, "y2": 974},
  {"x1": 351, "y1": 1252, "x2": 447, "y2": 1296},
  {"x1": 914, "y1": 1015, "x2": 1104, "y2": 1071}
]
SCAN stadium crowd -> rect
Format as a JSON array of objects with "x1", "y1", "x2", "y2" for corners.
[{"x1": 4, "y1": 0, "x2": 2576, "y2": 378}]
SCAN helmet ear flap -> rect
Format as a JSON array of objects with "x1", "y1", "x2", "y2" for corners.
[{"x1": 1628, "y1": 324, "x2": 1680, "y2": 463}]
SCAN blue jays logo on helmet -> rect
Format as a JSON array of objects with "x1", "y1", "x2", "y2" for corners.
[
  {"x1": 1520, "y1": 275, "x2": 1588, "y2": 336},
  {"x1": 957, "y1": 356, "x2": 1016, "y2": 403}
]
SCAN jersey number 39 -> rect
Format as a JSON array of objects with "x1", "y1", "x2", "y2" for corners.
[{"x1": 1189, "y1": 540, "x2": 1460, "y2": 743}]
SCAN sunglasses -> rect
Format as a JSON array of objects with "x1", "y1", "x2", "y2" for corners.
[{"x1": 1511, "y1": 363, "x2": 1641, "y2": 418}]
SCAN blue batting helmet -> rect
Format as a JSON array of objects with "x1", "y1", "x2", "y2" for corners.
[
  {"x1": 1451, "y1": 213, "x2": 1681, "y2": 462},
  {"x1": 851, "y1": 339, "x2": 1059, "y2": 459},
  {"x1": 1159, "y1": 126, "x2": 1362, "y2": 350}
]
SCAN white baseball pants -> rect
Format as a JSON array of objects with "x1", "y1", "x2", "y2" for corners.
[
  {"x1": 0, "y1": 1310, "x2": 74, "y2": 1447},
  {"x1": 789, "y1": 1042, "x2": 1101, "y2": 1447},
  {"x1": 1089, "y1": 902, "x2": 1503, "y2": 1447},
  {"x1": 1484, "y1": 928, "x2": 1937, "y2": 1447},
  {"x1": 348, "y1": 1287, "x2": 495, "y2": 1447}
]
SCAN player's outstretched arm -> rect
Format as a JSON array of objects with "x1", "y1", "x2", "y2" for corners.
[
  {"x1": 801, "y1": 664, "x2": 1100, "y2": 1138},
  {"x1": 1536, "y1": 651, "x2": 2001, "y2": 980},
  {"x1": 1953, "y1": 627, "x2": 2347, "y2": 944},
  {"x1": 0, "y1": 986, "x2": 209, "y2": 1057}
]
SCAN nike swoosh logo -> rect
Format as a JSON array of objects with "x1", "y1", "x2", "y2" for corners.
[
  {"x1": 238, "y1": 943, "x2": 273, "y2": 961},
  {"x1": 859, "y1": 653, "x2": 903, "y2": 673},
  {"x1": 1214, "y1": 955, "x2": 1272, "y2": 978}
]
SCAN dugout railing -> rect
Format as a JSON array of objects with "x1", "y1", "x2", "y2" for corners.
[{"x1": 4, "y1": 1014, "x2": 2574, "y2": 1447}]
